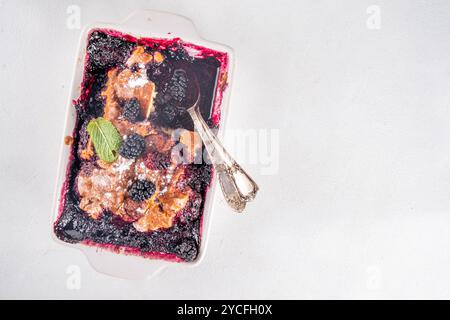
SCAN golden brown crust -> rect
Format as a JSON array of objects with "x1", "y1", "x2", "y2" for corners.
[
  {"x1": 78, "y1": 46, "x2": 195, "y2": 232},
  {"x1": 125, "y1": 46, "x2": 153, "y2": 67}
]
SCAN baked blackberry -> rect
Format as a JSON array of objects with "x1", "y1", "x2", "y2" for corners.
[
  {"x1": 129, "y1": 179, "x2": 156, "y2": 202},
  {"x1": 144, "y1": 151, "x2": 171, "y2": 170},
  {"x1": 152, "y1": 70, "x2": 190, "y2": 129},
  {"x1": 187, "y1": 164, "x2": 212, "y2": 193},
  {"x1": 164, "y1": 44, "x2": 192, "y2": 62},
  {"x1": 119, "y1": 133, "x2": 145, "y2": 159},
  {"x1": 158, "y1": 103, "x2": 179, "y2": 123},
  {"x1": 173, "y1": 239, "x2": 198, "y2": 261},
  {"x1": 86, "y1": 31, "x2": 134, "y2": 73},
  {"x1": 168, "y1": 69, "x2": 188, "y2": 102},
  {"x1": 178, "y1": 193, "x2": 203, "y2": 224},
  {"x1": 154, "y1": 92, "x2": 172, "y2": 107},
  {"x1": 146, "y1": 61, "x2": 172, "y2": 86},
  {"x1": 122, "y1": 98, "x2": 142, "y2": 122}
]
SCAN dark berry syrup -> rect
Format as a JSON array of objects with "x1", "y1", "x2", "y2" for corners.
[{"x1": 54, "y1": 29, "x2": 229, "y2": 262}]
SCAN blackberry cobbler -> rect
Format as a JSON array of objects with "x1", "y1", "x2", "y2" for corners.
[{"x1": 54, "y1": 29, "x2": 229, "y2": 262}]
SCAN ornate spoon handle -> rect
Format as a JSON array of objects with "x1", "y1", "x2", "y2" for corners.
[{"x1": 187, "y1": 106, "x2": 259, "y2": 212}]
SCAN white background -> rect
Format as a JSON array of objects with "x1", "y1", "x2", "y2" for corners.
[{"x1": 1, "y1": 0, "x2": 449, "y2": 299}]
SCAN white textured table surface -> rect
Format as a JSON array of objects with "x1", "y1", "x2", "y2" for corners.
[{"x1": 1, "y1": 0, "x2": 450, "y2": 299}]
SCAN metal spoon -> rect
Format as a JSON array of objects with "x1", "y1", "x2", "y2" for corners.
[{"x1": 186, "y1": 90, "x2": 259, "y2": 212}]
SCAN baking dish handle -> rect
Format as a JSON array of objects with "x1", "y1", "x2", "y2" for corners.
[
  {"x1": 119, "y1": 10, "x2": 200, "y2": 40},
  {"x1": 83, "y1": 246, "x2": 169, "y2": 280}
]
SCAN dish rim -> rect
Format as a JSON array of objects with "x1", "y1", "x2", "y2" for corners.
[{"x1": 50, "y1": 10, "x2": 235, "y2": 278}]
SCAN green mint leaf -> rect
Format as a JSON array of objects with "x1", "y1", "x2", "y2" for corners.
[{"x1": 86, "y1": 117, "x2": 122, "y2": 163}]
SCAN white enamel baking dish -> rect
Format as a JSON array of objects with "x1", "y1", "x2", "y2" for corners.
[{"x1": 51, "y1": 10, "x2": 234, "y2": 279}]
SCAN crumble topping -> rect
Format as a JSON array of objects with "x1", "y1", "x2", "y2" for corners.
[{"x1": 76, "y1": 45, "x2": 197, "y2": 231}]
